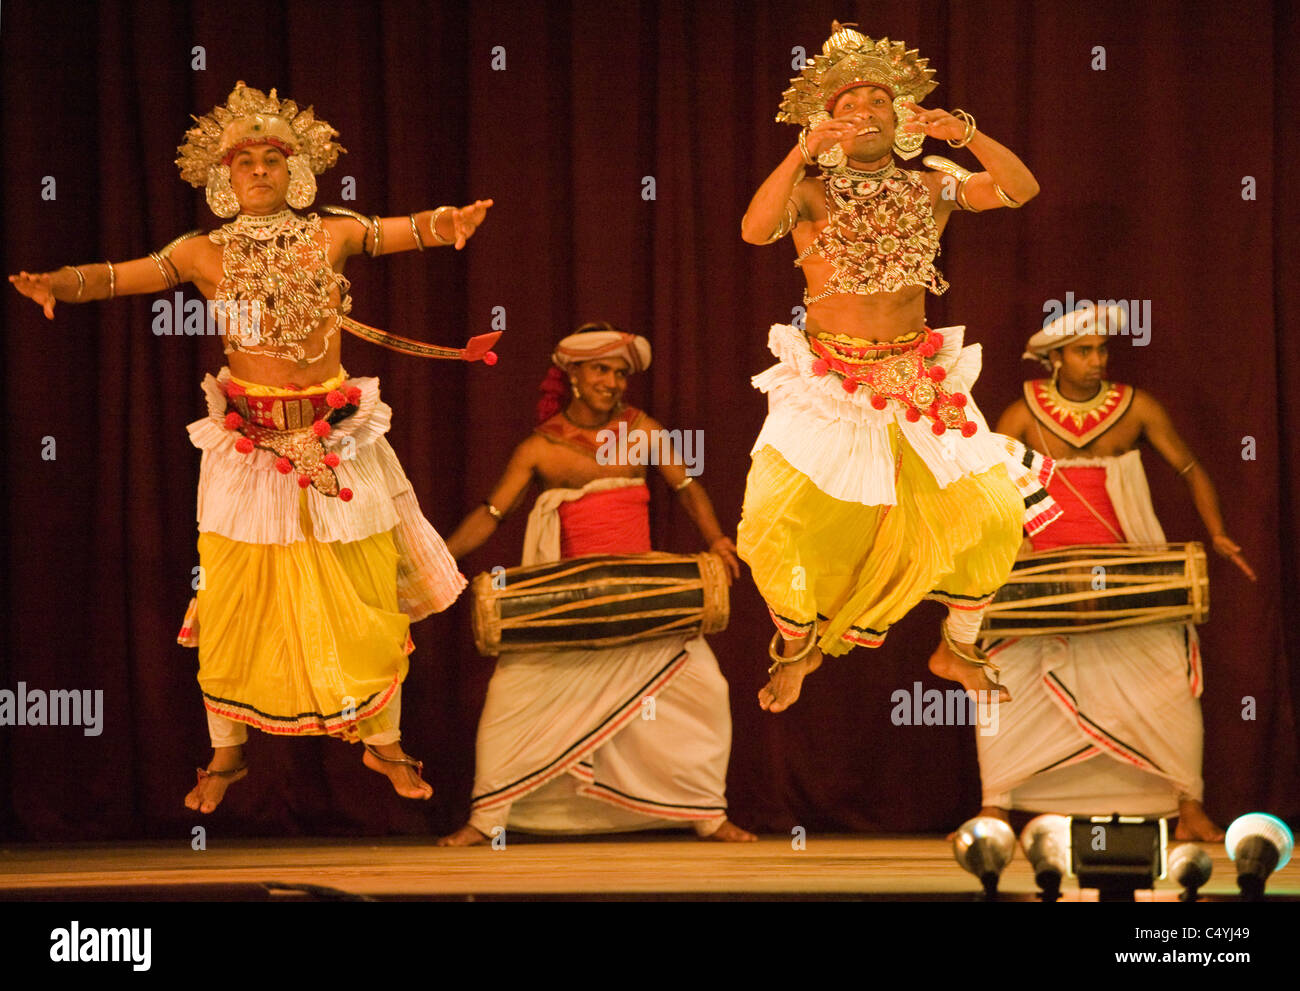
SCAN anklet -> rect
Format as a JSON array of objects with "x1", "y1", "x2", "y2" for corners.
[{"x1": 767, "y1": 629, "x2": 818, "y2": 674}]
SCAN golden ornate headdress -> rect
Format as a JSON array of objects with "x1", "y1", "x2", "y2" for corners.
[
  {"x1": 777, "y1": 23, "x2": 938, "y2": 161},
  {"x1": 176, "y1": 82, "x2": 345, "y2": 216}
]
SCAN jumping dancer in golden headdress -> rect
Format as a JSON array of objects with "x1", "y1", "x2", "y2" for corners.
[{"x1": 738, "y1": 25, "x2": 1054, "y2": 711}]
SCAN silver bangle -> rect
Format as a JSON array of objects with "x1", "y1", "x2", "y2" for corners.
[
  {"x1": 65, "y1": 266, "x2": 86, "y2": 302},
  {"x1": 484, "y1": 500, "x2": 504, "y2": 521},
  {"x1": 797, "y1": 129, "x2": 816, "y2": 166},
  {"x1": 992, "y1": 184, "x2": 1022, "y2": 209},
  {"x1": 105, "y1": 260, "x2": 116, "y2": 299},
  {"x1": 674, "y1": 476, "x2": 695, "y2": 492},
  {"x1": 429, "y1": 206, "x2": 455, "y2": 246},
  {"x1": 946, "y1": 109, "x2": 976, "y2": 149},
  {"x1": 149, "y1": 252, "x2": 178, "y2": 288}
]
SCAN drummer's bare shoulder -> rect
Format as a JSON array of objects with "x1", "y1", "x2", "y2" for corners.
[
  {"x1": 1129, "y1": 386, "x2": 1171, "y2": 426},
  {"x1": 1130, "y1": 387, "x2": 1197, "y2": 467},
  {"x1": 504, "y1": 431, "x2": 549, "y2": 475},
  {"x1": 994, "y1": 396, "x2": 1033, "y2": 445},
  {"x1": 636, "y1": 412, "x2": 691, "y2": 489}
]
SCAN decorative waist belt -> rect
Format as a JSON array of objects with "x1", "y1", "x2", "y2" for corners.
[
  {"x1": 806, "y1": 328, "x2": 976, "y2": 437},
  {"x1": 220, "y1": 380, "x2": 361, "y2": 499}
]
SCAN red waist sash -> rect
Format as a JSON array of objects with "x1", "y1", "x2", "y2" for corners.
[
  {"x1": 1030, "y1": 466, "x2": 1123, "y2": 550},
  {"x1": 559, "y1": 485, "x2": 652, "y2": 558}
]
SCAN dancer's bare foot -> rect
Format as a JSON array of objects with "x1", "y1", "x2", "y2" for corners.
[
  {"x1": 701, "y1": 819, "x2": 758, "y2": 842},
  {"x1": 435, "y1": 824, "x2": 491, "y2": 847},
  {"x1": 1174, "y1": 799, "x2": 1225, "y2": 841},
  {"x1": 759, "y1": 636, "x2": 823, "y2": 713},
  {"x1": 945, "y1": 805, "x2": 1010, "y2": 842},
  {"x1": 928, "y1": 639, "x2": 1011, "y2": 702},
  {"x1": 362, "y1": 743, "x2": 433, "y2": 800},
  {"x1": 183, "y1": 745, "x2": 247, "y2": 814}
]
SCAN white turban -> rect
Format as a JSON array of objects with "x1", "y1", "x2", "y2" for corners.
[
  {"x1": 552, "y1": 330, "x2": 651, "y2": 373},
  {"x1": 1023, "y1": 302, "x2": 1126, "y2": 364}
]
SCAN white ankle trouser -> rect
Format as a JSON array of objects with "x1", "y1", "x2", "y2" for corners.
[{"x1": 944, "y1": 606, "x2": 985, "y2": 644}]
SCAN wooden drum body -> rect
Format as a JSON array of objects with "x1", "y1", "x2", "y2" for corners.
[
  {"x1": 981, "y1": 542, "x2": 1208, "y2": 638},
  {"x1": 471, "y1": 552, "x2": 730, "y2": 656}
]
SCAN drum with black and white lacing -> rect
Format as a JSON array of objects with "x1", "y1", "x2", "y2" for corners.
[
  {"x1": 980, "y1": 542, "x2": 1208, "y2": 638},
  {"x1": 471, "y1": 552, "x2": 730, "y2": 656}
]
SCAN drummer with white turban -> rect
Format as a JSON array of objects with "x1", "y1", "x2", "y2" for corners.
[
  {"x1": 963, "y1": 302, "x2": 1255, "y2": 841},
  {"x1": 436, "y1": 321, "x2": 754, "y2": 845}
]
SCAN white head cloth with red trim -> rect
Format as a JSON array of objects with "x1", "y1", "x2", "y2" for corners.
[
  {"x1": 552, "y1": 330, "x2": 652, "y2": 373},
  {"x1": 1023, "y1": 302, "x2": 1127, "y2": 368}
]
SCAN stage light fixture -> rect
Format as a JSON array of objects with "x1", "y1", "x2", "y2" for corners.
[
  {"x1": 1020, "y1": 814, "x2": 1070, "y2": 901},
  {"x1": 1067, "y1": 814, "x2": 1167, "y2": 901},
  {"x1": 952, "y1": 815, "x2": 1015, "y2": 899},
  {"x1": 1225, "y1": 813, "x2": 1294, "y2": 901},
  {"x1": 1167, "y1": 844, "x2": 1212, "y2": 902}
]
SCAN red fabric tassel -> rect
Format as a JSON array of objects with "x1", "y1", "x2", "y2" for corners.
[{"x1": 536, "y1": 365, "x2": 569, "y2": 424}]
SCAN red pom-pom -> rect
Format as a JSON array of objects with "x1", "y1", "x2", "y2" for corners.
[
  {"x1": 339, "y1": 488, "x2": 354, "y2": 502},
  {"x1": 929, "y1": 333, "x2": 944, "y2": 350},
  {"x1": 870, "y1": 394, "x2": 888, "y2": 410},
  {"x1": 483, "y1": 351, "x2": 498, "y2": 366},
  {"x1": 235, "y1": 437, "x2": 254, "y2": 455},
  {"x1": 223, "y1": 411, "x2": 244, "y2": 430},
  {"x1": 224, "y1": 381, "x2": 246, "y2": 398},
  {"x1": 275, "y1": 457, "x2": 293, "y2": 474},
  {"x1": 312, "y1": 419, "x2": 331, "y2": 437},
  {"x1": 811, "y1": 358, "x2": 830, "y2": 377},
  {"x1": 904, "y1": 407, "x2": 921, "y2": 422},
  {"x1": 932, "y1": 420, "x2": 946, "y2": 436},
  {"x1": 297, "y1": 474, "x2": 312, "y2": 488},
  {"x1": 841, "y1": 377, "x2": 858, "y2": 393},
  {"x1": 324, "y1": 452, "x2": 341, "y2": 468},
  {"x1": 951, "y1": 392, "x2": 967, "y2": 408},
  {"x1": 917, "y1": 342, "x2": 936, "y2": 358},
  {"x1": 345, "y1": 386, "x2": 362, "y2": 405},
  {"x1": 929, "y1": 365, "x2": 946, "y2": 382},
  {"x1": 961, "y1": 421, "x2": 978, "y2": 438},
  {"x1": 326, "y1": 390, "x2": 347, "y2": 409}
]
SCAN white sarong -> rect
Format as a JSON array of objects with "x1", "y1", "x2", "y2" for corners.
[
  {"x1": 977, "y1": 451, "x2": 1205, "y2": 814},
  {"x1": 468, "y1": 479, "x2": 733, "y2": 836}
]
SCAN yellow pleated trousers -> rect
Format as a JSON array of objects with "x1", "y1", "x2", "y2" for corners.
[{"x1": 737, "y1": 426, "x2": 1023, "y2": 655}]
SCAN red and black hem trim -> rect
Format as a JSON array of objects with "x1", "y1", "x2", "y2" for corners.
[
  {"x1": 471, "y1": 648, "x2": 691, "y2": 812},
  {"x1": 201, "y1": 675, "x2": 399, "y2": 742},
  {"x1": 1043, "y1": 670, "x2": 1165, "y2": 774}
]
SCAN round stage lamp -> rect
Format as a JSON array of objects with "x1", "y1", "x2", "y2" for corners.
[
  {"x1": 1167, "y1": 844, "x2": 1212, "y2": 902},
  {"x1": 1020, "y1": 814, "x2": 1070, "y2": 901},
  {"x1": 953, "y1": 816, "x2": 1015, "y2": 899},
  {"x1": 1226, "y1": 813, "x2": 1294, "y2": 901}
]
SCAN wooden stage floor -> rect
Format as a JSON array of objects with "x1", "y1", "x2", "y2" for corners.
[{"x1": 3, "y1": 834, "x2": 1297, "y2": 900}]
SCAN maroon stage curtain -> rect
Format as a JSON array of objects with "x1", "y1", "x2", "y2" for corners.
[{"x1": 2, "y1": 0, "x2": 1295, "y2": 840}]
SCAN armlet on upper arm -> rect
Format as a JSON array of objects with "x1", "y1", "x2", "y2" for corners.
[
  {"x1": 152, "y1": 229, "x2": 204, "y2": 287},
  {"x1": 320, "y1": 205, "x2": 376, "y2": 253}
]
